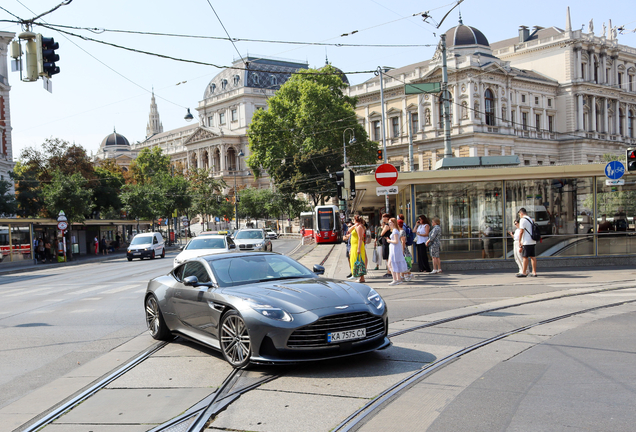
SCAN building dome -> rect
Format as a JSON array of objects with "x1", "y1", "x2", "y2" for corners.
[
  {"x1": 444, "y1": 24, "x2": 490, "y2": 48},
  {"x1": 100, "y1": 129, "x2": 130, "y2": 148}
]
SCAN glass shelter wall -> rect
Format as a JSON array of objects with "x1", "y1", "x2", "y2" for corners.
[
  {"x1": 596, "y1": 177, "x2": 636, "y2": 255},
  {"x1": 415, "y1": 181, "x2": 504, "y2": 260},
  {"x1": 414, "y1": 176, "x2": 598, "y2": 261}
]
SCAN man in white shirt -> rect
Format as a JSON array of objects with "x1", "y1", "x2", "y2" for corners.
[{"x1": 517, "y1": 208, "x2": 537, "y2": 277}]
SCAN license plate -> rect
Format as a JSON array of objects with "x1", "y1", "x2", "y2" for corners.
[
  {"x1": 133, "y1": 253, "x2": 141, "y2": 256},
  {"x1": 328, "y1": 328, "x2": 366, "y2": 343}
]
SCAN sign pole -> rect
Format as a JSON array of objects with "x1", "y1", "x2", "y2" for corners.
[{"x1": 377, "y1": 66, "x2": 390, "y2": 213}]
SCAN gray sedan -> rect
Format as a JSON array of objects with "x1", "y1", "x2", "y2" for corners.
[
  {"x1": 144, "y1": 252, "x2": 390, "y2": 368},
  {"x1": 233, "y1": 229, "x2": 272, "y2": 252}
]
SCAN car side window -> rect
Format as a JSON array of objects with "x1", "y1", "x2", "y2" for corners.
[
  {"x1": 153, "y1": 236, "x2": 158, "y2": 244},
  {"x1": 183, "y1": 262, "x2": 211, "y2": 283},
  {"x1": 227, "y1": 237, "x2": 234, "y2": 247},
  {"x1": 173, "y1": 264, "x2": 185, "y2": 282}
]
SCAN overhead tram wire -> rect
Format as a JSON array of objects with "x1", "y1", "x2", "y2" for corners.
[
  {"x1": 10, "y1": 1, "x2": 187, "y2": 110},
  {"x1": 4, "y1": 21, "x2": 436, "y2": 48},
  {"x1": 204, "y1": 0, "x2": 245, "y2": 66}
]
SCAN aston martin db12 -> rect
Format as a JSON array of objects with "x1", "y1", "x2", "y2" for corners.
[{"x1": 144, "y1": 252, "x2": 390, "y2": 368}]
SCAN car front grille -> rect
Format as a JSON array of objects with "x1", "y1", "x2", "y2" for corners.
[
  {"x1": 287, "y1": 312, "x2": 385, "y2": 348},
  {"x1": 238, "y1": 244, "x2": 254, "y2": 250}
]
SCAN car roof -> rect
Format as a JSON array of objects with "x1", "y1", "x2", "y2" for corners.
[{"x1": 189, "y1": 234, "x2": 226, "y2": 239}]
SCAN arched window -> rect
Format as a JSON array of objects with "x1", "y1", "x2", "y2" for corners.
[
  {"x1": 209, "y1": 83, "x2": 216, "y2": 94},
  {"x1": 485, "y1": 89, "x2": 495, "y2": 125},
  {"x1": 596, "y1": 103, "x2": 602, "y2": 132},
  {"x1": 629, "y1": 111, "x2": 635, "y2": 138},
  {"x1": 619, "y1": 108, "x2": 625, "y2": 136},
  {"x1": 213, "y1": 149, "x2": 221, "y2": 173},
  {"x1": 594, "y1": 57, "x2": 599, "y2": 83},
  {"x1": 221, "y1": 79, "x2": 228, "y2": 90},
  {"x1": 227, "y1": 147, "x2": 237, "y2": 171}
]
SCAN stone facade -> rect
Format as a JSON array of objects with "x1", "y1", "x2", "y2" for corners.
[
  {"x1": 349, "y1": 12, "x2": 636, "y2": 171},
  {"x1": 132, "y1": 56, "x2": 309, "y2": 195},
  {"x1": 0, "y1": 32, "x2": 15, "y2": 191}
]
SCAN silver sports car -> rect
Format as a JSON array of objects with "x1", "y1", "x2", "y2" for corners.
[{"x1": 144, "y1": 252, "x2": 390, "y2": 368}]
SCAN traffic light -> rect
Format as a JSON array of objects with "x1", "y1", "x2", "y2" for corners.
[
  {"x1": 377, "y1": 149, "x2": 383, "y2": 161},
  {"x1": 348, "y1": 169, "x2": 356, "y2": 199},
  {"x1": 627, "y1": 148, "x2": 636, "y2": 172},
  {"x1": 334, "y1": 171, "x2": 345, "y2": 201},
  {"x1": 36, "y1": 34, "x2": 60, "y2": 78}
]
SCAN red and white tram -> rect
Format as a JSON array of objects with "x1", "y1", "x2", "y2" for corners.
[{"x1": 300, "y1": 205, "x2": 342, "y2": 244}]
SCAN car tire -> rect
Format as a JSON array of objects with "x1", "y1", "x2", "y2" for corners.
[
  {"x1": 145, "y1": 295, "x2": 171, "y2": 340},
  {"x1": 150, "y1": 250, "x2": 155, "y2": 260},
  {"x1": 127, "y1": 257, "x2": 132, "y2": 261},
  {"x1": 219, "y1": 310, "x2": 251, "y2": 369},
  {"x1": 161, "y1": 248, "x2": 165, "y2": 258}
]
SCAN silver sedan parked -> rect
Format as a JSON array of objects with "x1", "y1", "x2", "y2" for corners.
[{"x1": 144, "y1": 252, "x2": 390, "y2": 368}]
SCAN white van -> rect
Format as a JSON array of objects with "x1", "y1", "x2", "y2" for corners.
[{"x1": 127, "y1": 232, "x2": 165, "y2": 261}]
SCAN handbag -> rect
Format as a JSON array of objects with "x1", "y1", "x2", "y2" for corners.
[
  {"x1": 405, "y1": 255, "x2": 412, "y2": 270},
  {"x1": 353, "y1": 254, "x2": 367, "y2": 277},
  {"x1": 371, "y1": 248, "x2": 379, "y2": 264}
]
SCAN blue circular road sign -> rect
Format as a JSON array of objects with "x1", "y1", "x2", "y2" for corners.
[{"x1": 605, "y1": 161, "x2": 625, "y2": 180}]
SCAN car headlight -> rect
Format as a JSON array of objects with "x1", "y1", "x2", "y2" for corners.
[
  {"x1": 145, "y1": 247, "x2": 152, "y2": 251},
  {"x1": 248, "y1": 300, "x2": 292, "y2": 322},
  {"x1": 367, "y1": 288, "x2": 384, "y2": 310}
]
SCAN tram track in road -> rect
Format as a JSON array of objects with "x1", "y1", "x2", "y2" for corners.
[{"x1": 16, "y1": 244, "x2": 636, "y2": 432}]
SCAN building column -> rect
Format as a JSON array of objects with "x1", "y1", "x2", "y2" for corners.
[
  {"x1": 615, "y1": 100, "x2": 620, "y2": 135},
  {"x1": 220, "y1": 146, "x2": 226, "y2": 172},
  {"x1": 468, "y1": 84, "x2": 475, "y2": 122},
  {"x1": 479, "y1": 83, "x2": 485, "y2": 124},
  {"x1": 453, "y1": 85, "x2": 460, "y2": 126},
  {"x1": 575, "y1": 48, "x2": 582, "y2": 80},
  {"x1": 417, "y1": 95, "x2": 423, "y2": 132},
  {"x1": 589, "y1": 51, "x2": 594, "y2": 83},
  {"x1": 591, "y1": 96, "x2": 597, "y2": 132},
  {"x1": 603, "y1": 98, "x2": 609, "y2": 133},
  {"x1": 432, "y1": 95, "x2": 439, "y2": 129},
  {"x1": 601, "y1": 54, "x2": 607, "y2": 84},
  {"x1": 577, "y1": 94, "x2": 584, "y2": 131}
]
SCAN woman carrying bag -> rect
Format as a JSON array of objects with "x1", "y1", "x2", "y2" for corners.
[{"x1": 349, "y1": 215, "x2": 367, "y2": 283}]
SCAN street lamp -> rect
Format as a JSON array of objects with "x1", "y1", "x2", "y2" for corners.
[
  {"x1": 234, "y1": 150, "x2": 245, "y2": 230},
  {"x1": 343, "y1": 128, "x2": 356, "y2": 166},
  {"x1": 184, "y1": 108, "x2": 194, "y2": 122}
]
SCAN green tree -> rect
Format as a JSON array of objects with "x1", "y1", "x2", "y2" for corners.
[
  {"x1": 247, "y1": 65, "x2": 376, "y2": 205},
  {"x1": 188, "y1": 168, "x2": 226, "y2": 227},
  {"x1": 93, "y1": 162, "x2": 125, "y2": 219},
  {"x1": 41, "y1": 170, "x2": 95, "y2": 260},
  {"x1": 238, "y1": 187, "x2": 275, "y2": 220},
  {"x1": 120, "y1": 182, "x2": 164, "y2": 221},
  {"x1": 129, "y1": 146, "x2": 171, "y2": 185},
  {"x1": 0, "y1": 179, "x2": 17, "y2": 216},
  {"x1": 12, "y1": 162, "x2": 43, "y2": 218}
]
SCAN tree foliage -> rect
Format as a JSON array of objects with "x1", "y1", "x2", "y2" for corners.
[
  {"x1": 129, "y1": 146, "x2": 172, "y2": 185},
  {"x1": 93, "y1": 161, "x2": 125, "y2": 218},
  {"x1": 41, "y1": 169, "x2": 94, "y2": 223},
  {"x1": 247, "y1": 65, "x2": 376, "y2": 204},
  {"x1": 0, "y1": 179, "x2": 17, "y2": 216}
]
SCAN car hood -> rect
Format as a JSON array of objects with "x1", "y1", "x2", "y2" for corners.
[
  {"x1": 175, "y1": 249, "x2": 227, "y2": 262},
  {"x1": 224, "y1": 277, "x2": 368, "y2": 313},
  {"x1": 129, "y1": 242, "x2": 152, "y2": 249}
]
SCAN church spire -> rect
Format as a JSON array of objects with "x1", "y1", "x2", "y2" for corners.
[{"x1": 146, "y1": 89, "x2": 163, "y2": 138}]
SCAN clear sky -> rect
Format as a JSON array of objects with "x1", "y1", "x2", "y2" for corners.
[{"x1": 1, "y1": 0, "x2": 634, "y2": 161}]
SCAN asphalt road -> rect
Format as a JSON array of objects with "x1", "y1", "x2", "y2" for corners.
[{"x1": 0, "y1": 237, "x2": 299, "y2": 410}]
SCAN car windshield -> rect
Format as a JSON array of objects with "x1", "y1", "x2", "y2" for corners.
[
  {"x1": 185, "y1": 238, "x2": 226, "y2": 250},
  {"x1": 235, "y1": 230, "x2": 264, "y2": 240},
  {"x1": 130, "y1": 236, "x2": 152, "y2": 245},
  {"x1": 206, "y1": 255, "x2": 315, "y2": 287}
]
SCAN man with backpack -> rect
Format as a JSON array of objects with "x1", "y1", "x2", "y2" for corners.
[{"x1": 517, "y1": 208, "x2": 538, "y2": 277}]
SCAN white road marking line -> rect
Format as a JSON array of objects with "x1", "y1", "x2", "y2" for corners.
[
  {"x1": 81, "y1": 297, "x2": 102, "y2": 301},
  {"x1": 70, "y1": 309, "x2": 95, "y2": 313},
  {"x1": 70, "y1": 285, "x2": 108, "y2": 295},
  {"x1": 5, "y1": 287, "x2": 51, "y2": 297}
]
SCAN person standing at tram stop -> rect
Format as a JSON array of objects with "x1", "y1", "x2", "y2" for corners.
[
  {"x1": 94, "y1": 235, "x2": 99, "y2": 255},
  {"x1": 348, "y1": 215, "x2": 367, "y2": 283},
  {"x1": 415, "y1": 215, "x2": 432, "y2": 272},
  {"x1": 517, "y1": 208, "x2": 537, "y2": 277},
  {"x1": 379, "y1": 213, "x2": 392, "y2": 278},
  {"x1": 426, "y1": 217, "x2": 442, "y2": 274},
  {"x1": 386, "y1": 218, "x2": 408, "y2": 285},
  {"x1": 508, "y1": 219, "x2": 524, "y2": 275}
]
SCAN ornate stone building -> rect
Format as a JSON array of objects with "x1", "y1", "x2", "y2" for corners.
[
  {"x1": 92, "y1": 129, "x2": 137, "y2": 172},
  {"x1": 349, "y1": 11, "x2": 636, "y2": 171},
  {"x1": 0, "y1": 32, "x2": 15, "y2": 190},
  {"x1": 132, "y1": 56, "x2": 309, "y2": 195}
]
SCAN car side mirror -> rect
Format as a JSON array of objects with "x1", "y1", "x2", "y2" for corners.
[
  {"x1": 183, "y1": 275, "x2": 199, "y2": 286},
  {"x1": 313, "y1": 265, "x2": 325, "y2": 275},
  {"x1": 179, "y1": 246, "x2": 184, "y2": 251},
  {"x1": 229, "y1": 244, "x2": 236, "y2": 249}
]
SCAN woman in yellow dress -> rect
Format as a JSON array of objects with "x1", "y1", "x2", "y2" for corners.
[{"x1": 348, "y1": 215, "x2": 366, "y2": 282}]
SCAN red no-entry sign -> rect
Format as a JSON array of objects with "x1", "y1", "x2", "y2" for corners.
[{"x1": 375, "y1": 164, "x2": 398, "y2": 187}]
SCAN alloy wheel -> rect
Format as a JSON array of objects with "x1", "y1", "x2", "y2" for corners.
[{"x1": 220, "y1": 313, "x2": 251, "y2": 368}]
